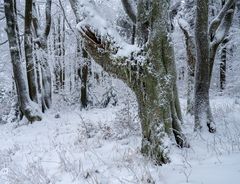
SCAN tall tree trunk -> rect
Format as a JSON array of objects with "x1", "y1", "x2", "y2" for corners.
[
  {"x1": 195, "y1": 0, "x2": 216, "y2": 132},
  {"x1": 32, "y1": 0, "x2": 52, "y2": 112},
  {"x1": 194, "y1": 0, "x2": 234, "y2": 132},
  {"x1": 4, "y1": 0, "x2": 42, "y2": 122},
  {"x1": 61, "y1": 17, "x2": 66, "y2": 89},
  {"x1": 24, "y1": 0, "x2": 38, "y2": 103},
  {"x1": 80, "y1": 48, "x2": 89, "y2": 109},
  {"x1": 41, "y1": 50, "x2": 52, "y2": 111},
  {"x1": 185, "y1": 35, "x2": 195, "y2": 115},
  {"x1": 55, "y1": 15, "x2": 62, "y2": 91},
  {"x1": 69, "y1": 0, "x2": 188, "y2": 165},
  {"x1": 179, "y1": 24, "x2": 196, "y2": 115},
  {"x1": 178, "y1": 0, "x2": 196, "y2": 115},
  {"x1": 220, "y1": 39, "x2": 228, "y2": 91}
]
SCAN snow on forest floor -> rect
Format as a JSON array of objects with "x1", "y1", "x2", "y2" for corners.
[{"x1": 0, "y1": 96, "x2": 240, "y2": 184}]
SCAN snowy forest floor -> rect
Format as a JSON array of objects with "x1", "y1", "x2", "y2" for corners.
[{"x1": 0, "y1": 95, "x2": 240, "y2": 184}]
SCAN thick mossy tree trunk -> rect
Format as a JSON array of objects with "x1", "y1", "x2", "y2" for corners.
[
  {"x1": 138, "y1": 0, "x2": 188, "y2": 164},
  {"x1": 4, "y1": 0, "x2": 42, "y2": 122},
  {"x1": 69, "y1": 0, "x2": 188, "y2": 165}
]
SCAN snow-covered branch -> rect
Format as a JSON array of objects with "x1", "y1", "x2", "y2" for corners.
[
  {"x1": 69, "y1": 0, "x2": 139, "y2": 58},
  {"x1": 211, "y1": 8, "x2": 235, "y2": 47},
  {"x1": 178, "y1": 18, "x2": 191, "y2": 37},
  {"x1": 209, "y1": 0, "x2": 235, "y2": 39},
  {"x1": 32, "y1": 0, "x2": 52, "y2": 47},
  {"x1": 209, "y1": 5, "x2": 235, "y2": 76}
]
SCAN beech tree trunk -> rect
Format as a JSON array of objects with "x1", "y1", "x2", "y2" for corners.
[
  {"x1": 195, "y1": 0, "x2": 215, "y2": 132},
  {"x1": 76, "y1": 39, "x2": 90, "y2": 109},
  {"x1": 220, "y1": 39, "x2": 228, "y2": 91},
  {"x1": 69, "y1": 0, "x2": 188, "y2": 165},
  {"x1": 179, "y1": 24, "x2": 196, "y2": 115},
  {"x1": 24, "y1": 0, "x2": 38, "y2": 103},
  {"x1": 80, "y1": 49, "x2": 89, "y2": 109},
  {"x1": 4, "y1": 0, "x2": 42, "y2": 122},
  {"x1": 32, "y1": 0, "x2": 52, "y2": 112},
  {"x1": 178, "y1": 0, "x2": 196, "y2": 115}
]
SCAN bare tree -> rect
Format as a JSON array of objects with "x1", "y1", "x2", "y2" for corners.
[
  {"x1": 69, "y1": 0, "x2": 188, "y2": 164},
  {"x1": 194, "y1": 0, "x2": 235, "y2": 132},
  {"x1": 209, "y1": 0, "x2": 235, "y2": 82},
  {"x1": 178, "y1": 0, "x2": 196, "y2": 115},
  {"x1": 32, "y1": 0, "x2": 52, "y2": 112},
  {"x1": 4, "y1": 0, "x2": 42, "y2": 122}
]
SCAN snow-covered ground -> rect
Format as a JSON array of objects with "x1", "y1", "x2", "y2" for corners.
[{"x1": 0, "y1": 96, "x2": 240, "y2": 184}]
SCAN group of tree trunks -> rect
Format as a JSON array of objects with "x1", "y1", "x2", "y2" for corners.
[
  {"x1": 3, "y1": 0, "x2": 236, "y2": 165},
  {"x1": 179, "y1": 0, "x2": 235, "y2": 131}
]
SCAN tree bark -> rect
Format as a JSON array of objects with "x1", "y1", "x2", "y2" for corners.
[
  {"x1": 69, "y1": 0, "x2": 188, "y2": 165},
  {"x1": 179, "y1": 22, "x2": 196, "y2": 115},
  {"x1": 136, "y1": 0, "x2": 150, "y2": 46},
  {"x1": 24, "y1": 0, "x2": 38, "y2": 103},
  {"x1": 209, "y1": 2, "x2": 235, "y2": 83},
  {"x1": 32, "y1": 0, "x2": 52, "y2": 112},
  {"x1": 4, "y1": 0, "x2": 42, "y2": 122},
  {"x1": 195, "y1": 0, "x2": 216, "y2": 132},
  {"x1": 80, "y1": 49, "x2": 89, "y2": 108},
  {"x1": 220, "y1": 39, "x2": 228, "y2": 91}
]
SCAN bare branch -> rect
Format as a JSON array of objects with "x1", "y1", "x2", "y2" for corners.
[
  {"x1": 178, "y1": 19, "x2": 191, "y2": 39},
  {"x1": 209, "y1": 0, "x2": 235, "y2": 38},
  {"x1": 0, "y1": 4, "x2": 4, "y2": 13},
  {"x1": 121, "y1": 0, "x2": 136, "y2": 24},
  {"x1": 58, "y1": 0, "x2": 76, "y2": 35},
  {"x1": 0, "y1": 39, "x2": 8, "y2": 46},
  {"x1": 209, "y1": 4, "x2": 235, "y2": 80},
  {"x1": 211, "y1": 8, "x2": 235, "y2": 46}
]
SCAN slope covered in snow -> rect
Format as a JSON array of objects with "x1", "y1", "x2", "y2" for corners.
[{"x1": 0, "y1": 94, "x2": 240, "y2": 184}]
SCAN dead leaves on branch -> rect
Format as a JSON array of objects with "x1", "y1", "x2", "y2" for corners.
[{"x1": 79, "y1": 25, "x2": 118, "y2": 55}]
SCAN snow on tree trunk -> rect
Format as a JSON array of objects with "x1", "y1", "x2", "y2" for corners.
[
  {"x1": 178, "y1": 0, "x2": 196, "y2": 115},
  {"x1": 209, "y1": 1, "x2": 235, "y2": 84},
  {"x1": 32, "y1": 0, "x2": 52, "y2": 112},
  {"x1": 40, "y1": 48, "x2": 52, "y2": 111},
  {"x1": 194, "y1": 0, "x2": 216, "y2": 132},
  {"x1": 24, "y1": 0, "x2": 38, "y2": 103},
  {"x1": 69, "y1": 0, "x2": 188, "y2": 165},
  {"x1": 179, "y1": 22, "x2": 196, "y2": 115},
  {"x1": 4, "y1": 0, "x2": 42, "y2": 122}
]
